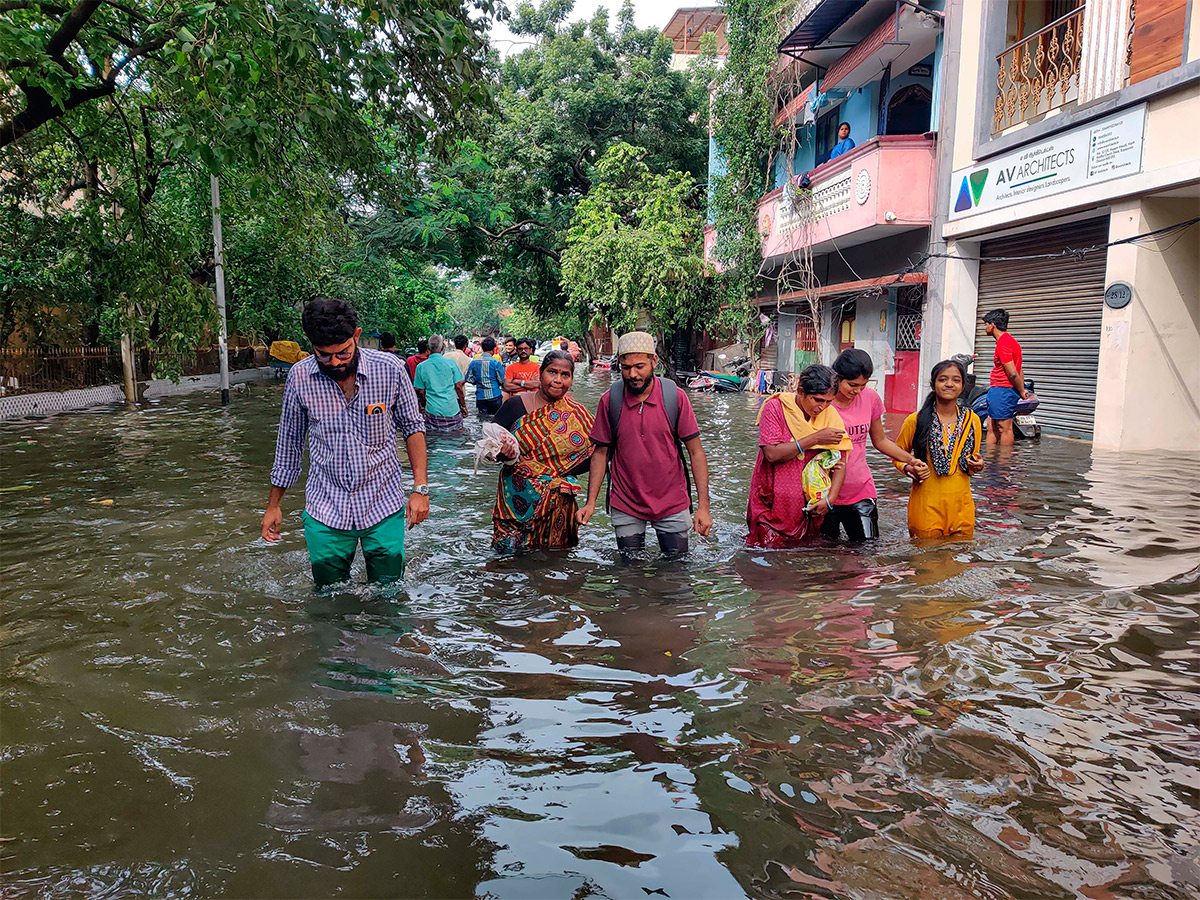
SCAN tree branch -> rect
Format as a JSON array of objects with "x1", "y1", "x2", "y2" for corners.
[
  {"x1": 516, "y1": 235, "x2": 561, "y2": 263},
  {"x1": 476, "y1": 219, "x2": 553, "y2": 240},
  {"x1": 46, "y1": 1, "x2": 103, "y2": 60}
]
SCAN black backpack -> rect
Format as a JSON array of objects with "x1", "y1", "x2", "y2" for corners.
[{"x1": 605, "y1": 376, "x2": 692, "y2": 512}]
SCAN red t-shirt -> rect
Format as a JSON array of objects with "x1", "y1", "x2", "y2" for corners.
[
  {"x1": 505, "y1": 360, "x2": 541, "y2": 391},
  {"x1": 990, "y1": 332, "x2": 1022, "y2": 387},
  {"x1": 590, "y1": 380, "x2": 700, "y2": 520},
  {"x1": 406, "y1": 353, "x2": 427, "y2": 381}
]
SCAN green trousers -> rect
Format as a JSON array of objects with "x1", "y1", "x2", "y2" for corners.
[{"x1": 301, "y1": 510, "x2": 406, "y2": 587}]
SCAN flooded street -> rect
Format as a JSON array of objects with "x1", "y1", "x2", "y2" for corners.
[{"x1": 2, "y1": 372, "x2": 1198, "y2": 899}]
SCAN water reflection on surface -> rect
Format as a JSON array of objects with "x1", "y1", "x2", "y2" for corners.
[{"x1": 1, "y1": 373, "x2": 1197, "y2": 899}]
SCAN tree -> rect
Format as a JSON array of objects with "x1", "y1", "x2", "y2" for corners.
[
  {"x1": 369, "y1": 0, "x2": 709, "y2": 321},
  {"x1": 0, "y1": 0, "x2": 495, "y2": 366},
  {"x1": 561, "y1": 142, "x2": 709, "y2": 368}
]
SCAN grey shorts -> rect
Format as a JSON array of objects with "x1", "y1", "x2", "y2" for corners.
[{"x1": 610, "y1": 508, "x2": 692, "y2": 538}]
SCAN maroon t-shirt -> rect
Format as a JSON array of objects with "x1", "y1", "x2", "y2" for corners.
[{"x1": 590, "y1": 379, "x2": 700, "y2": 521}]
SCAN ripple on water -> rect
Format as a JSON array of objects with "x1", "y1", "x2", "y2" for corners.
[{"x1": 1, "y1": 378, "x2": 1198, "y2": 899}]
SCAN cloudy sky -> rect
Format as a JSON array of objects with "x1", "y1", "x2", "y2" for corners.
[{"x1": 489, "y1": 0, "x2": 691, "y2": 56}]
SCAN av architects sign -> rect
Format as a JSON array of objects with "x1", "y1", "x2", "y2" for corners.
[{"x1": 949, "y1": 105, "x2": 1146, "y2": 219}]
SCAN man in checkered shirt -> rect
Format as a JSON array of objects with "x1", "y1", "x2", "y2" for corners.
[{"x1": 261, "y1": 298, "x2": 429, "y2": 587}]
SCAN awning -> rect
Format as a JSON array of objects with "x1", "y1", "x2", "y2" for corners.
[
  {"x1": 778, "y1": 0, "x2": 870, "y2": 55},
  {"x1": 766, "y1": 272, "x2": 928, "y2": 305}
]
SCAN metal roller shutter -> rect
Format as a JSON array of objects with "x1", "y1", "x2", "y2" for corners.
[{"x1": 976, "y1": 218, "x2": 1107, "y2": 438}]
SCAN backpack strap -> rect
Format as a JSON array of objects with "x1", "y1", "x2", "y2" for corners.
[{"x1": 659, "y1": 377, "x2": 693, "y2": 513}]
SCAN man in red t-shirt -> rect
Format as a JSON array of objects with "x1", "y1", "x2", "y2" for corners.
[
  {"x1": 406, "y1": 337, "x2": 429, "y2": 383},
  {"x1": 576, "y1": 332, "x2": 712, "y2": 556},
  {"x1": 983, "y1": 308, "x2": 1031, "y2": 446},
  {"x1": 502, "y1": 338, "x2": 541, "y2": 393}
]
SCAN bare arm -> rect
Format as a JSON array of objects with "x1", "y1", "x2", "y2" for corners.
[
  {"x1": 455, "y1": 380, "x2": 467, "y2": 415},
  {"x1": 826, "y1": 453, "x2": 847, "y2": 504},
  {"x1": 684, "y1": 435, "x2": 712, "y2": 536},
  {"x1": 575, "y1": 445, "x2": 609, "y2": 525},
  {"x1": 1002, "y1": 360, "x2": 1030, "y2": 398},
  {"x1": 869, "y1": 417, "x2": 917, "y2": 464},
  {"x1": 404, "y1": 431, "x2": 429, "y2": 527}
]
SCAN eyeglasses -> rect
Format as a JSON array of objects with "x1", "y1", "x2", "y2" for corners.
[{"x1": 313, "y1": 343, "x2": 356, "y2": 364}]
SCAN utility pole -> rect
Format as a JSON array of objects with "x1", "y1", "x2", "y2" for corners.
[{"x1": 209, "y1": 173, "x2": 231, "y2": 404}]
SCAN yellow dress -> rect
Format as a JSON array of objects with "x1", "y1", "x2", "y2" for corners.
[{"x1": 894, "y1": 410, "x2": 982, "y2": 539}]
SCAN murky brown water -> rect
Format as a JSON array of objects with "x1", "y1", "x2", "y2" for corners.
[{"x1": 2, "y1": 372, "x2": 1198, "y2": 899}]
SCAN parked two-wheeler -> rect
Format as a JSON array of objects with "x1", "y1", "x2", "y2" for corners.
[{"x1": 951, "y1": 353, "x2": 1041, "y2": 439}]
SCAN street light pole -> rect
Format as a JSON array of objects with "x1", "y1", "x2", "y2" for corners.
[{"x1": 209, "y1": 173, "x2": 231, "y2": 405}]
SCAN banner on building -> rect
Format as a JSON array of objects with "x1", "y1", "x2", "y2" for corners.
[{"x1": 949, "y1": 104, "x2": 1146, "y2": 219}]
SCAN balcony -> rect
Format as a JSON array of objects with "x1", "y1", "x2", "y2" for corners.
[
  {"x1": 992, "y1": 5, "x2": 1084, "y2": 134},
  {"x1": 754, "y1": 135, "x2": 935, "y2": 266}
]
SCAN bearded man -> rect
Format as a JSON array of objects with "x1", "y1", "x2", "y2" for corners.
[{"x1": 261, "y1": 297, "x2": 430, "y2": 587}]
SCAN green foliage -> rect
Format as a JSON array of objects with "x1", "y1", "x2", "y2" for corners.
[
  {"x1": 372, "y1": 0, "x2": 709, "y2": 321},
  {"x1": 710, "y1": 0, "x2": 791, "y2": 340},
  {"x1": 446, "y1": 277, "x2": 507, "y2": 336},
  {"x1": 0, "y1": 0, "x2": 494, "y2": 364},
  {"x1": 561, "y1": 142, "x2": 708, "y2": 337}
]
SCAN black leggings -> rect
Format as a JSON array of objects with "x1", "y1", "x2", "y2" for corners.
[{"x1": 820, "y1": 498, "x2": 879, "y2": 543}]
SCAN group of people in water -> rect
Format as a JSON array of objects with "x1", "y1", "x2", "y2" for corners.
[{"x1": 261, "y1": 297, "x2": 987, "y2": 588}]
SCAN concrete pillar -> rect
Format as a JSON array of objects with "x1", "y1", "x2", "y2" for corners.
[
  {"x1": 1094, "y1": 196, "x2": 1200, "y2": 450},
  {"x1": 932, "y1": 238, "x2": 981, "y2": 362}
]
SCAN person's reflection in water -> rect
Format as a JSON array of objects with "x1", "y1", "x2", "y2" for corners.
[{"x1": 257, "y1": 585, "x2": 493, "y2": 891}]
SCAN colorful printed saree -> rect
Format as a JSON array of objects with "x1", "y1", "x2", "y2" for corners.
[{"x1": 492, "y1": 396, "x2": 594, "y2": 553}]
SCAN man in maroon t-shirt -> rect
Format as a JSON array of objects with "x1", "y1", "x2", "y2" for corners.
[
  {"x1": 982, "y1": 308, "x2": 1031, "y2": 446},
  {"x1": 577, "y1": 332, "x2": 712, "y2": 556}
]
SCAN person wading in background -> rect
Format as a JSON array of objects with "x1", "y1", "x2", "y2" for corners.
[
  {"x1": 504, "y1": 338, "x2": 541, "y2": 394},
  {"x1": 982, "y1": 308, "x2": 1031, "y2": 446},
  {"x1": 406, "y1": 338, "x2": 429, "y2": 382},
  {"x1": 577, "y1": 331, "x2": 712, "y2": 557},
  {"x1": 379, "y1": 332, "x2": 398, "y2": 355},
  {"x1": 262, "y1": 297, "x2": 429, "y2": 587},
  {"x1": 414, "y1": 334, "x2": 467, "y2": 432},
  {"x1": 466, "y1": 336, "x2": 506, "y2": 417},
  {"x1": 445, "y1": 335, "x2": 471, "y2": 376}
]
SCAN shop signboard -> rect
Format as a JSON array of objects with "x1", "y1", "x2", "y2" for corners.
[{"x1": 949, "y1": 105, "x2": 1146, "y2": 219}]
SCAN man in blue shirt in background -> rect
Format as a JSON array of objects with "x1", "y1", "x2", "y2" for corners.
[{"x1": 466, "y1": 336, "x2": 506, "y2": 417}]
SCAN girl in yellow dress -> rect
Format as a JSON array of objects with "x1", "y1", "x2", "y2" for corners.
[{"x1": 894, "y1": 359, "x2": 985, "y2": 539}]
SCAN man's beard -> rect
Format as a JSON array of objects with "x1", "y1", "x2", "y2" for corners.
[
  {"x1": 623, "y1": 374, "x2": 651, "y2": 395},
  {"x1": 317, "y1": 349, "x2": 359, "y2": 381}
]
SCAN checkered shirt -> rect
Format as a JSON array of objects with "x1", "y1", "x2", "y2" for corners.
[{"x1": 270, "y1": 348, "x2": 425, "y2": 530}]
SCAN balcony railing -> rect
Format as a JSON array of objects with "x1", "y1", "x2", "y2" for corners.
[{"x1": 992, "y1": 5, "x2": 1085, "y2": 134}]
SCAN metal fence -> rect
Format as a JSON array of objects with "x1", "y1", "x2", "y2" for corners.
[
  {"x1": 0, "y1": 345, "x2": 270, "y2": 395},
  {"x1": 0, "y1": 346, "x2": 123, "y2": 395}
]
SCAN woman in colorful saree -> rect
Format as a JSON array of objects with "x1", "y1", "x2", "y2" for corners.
[
  {"x1": 894, "y1": 358, "x2": 985, "y2": 539},
  {"x1": 746, "y1": 365, "x2": 852, "y2": 548},
  {"x1": 491, "y1": 350, "x2": 594, "y2": 553}
]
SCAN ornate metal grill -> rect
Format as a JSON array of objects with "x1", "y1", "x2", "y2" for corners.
[{"x1": 992, "y1": 5, "x2": 1085, "y2": 134}]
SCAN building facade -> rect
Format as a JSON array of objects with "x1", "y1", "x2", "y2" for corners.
[
  {"x1": 926, "y1": 0, "x2": 1199, "y2": 448},
  {"x1": 706, "y1": 0, "x2": 947, "y2": 414}
]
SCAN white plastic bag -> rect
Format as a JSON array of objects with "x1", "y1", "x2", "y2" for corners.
[{"x1": 473, "y1": 423, "x2": 520, "y2": 473}]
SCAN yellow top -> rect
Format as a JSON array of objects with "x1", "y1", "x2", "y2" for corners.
[
  {"x1": 894, "y1": 410, "x2": 982, "y2": 538},
  {"x1": 757, "y1": 393, "x2": 853, "y2": 451},
  {"x1": 269, "y1": 341, "x2": 309, "y2": 364}
]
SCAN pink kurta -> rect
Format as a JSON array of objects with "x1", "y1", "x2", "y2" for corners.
[{"x1": 746, "y1": 398, "x2": 827, "y2": 548}]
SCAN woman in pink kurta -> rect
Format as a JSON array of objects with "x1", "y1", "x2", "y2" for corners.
[{"x1": 747, "y1": 365, "x2": 849, "y2": 548}]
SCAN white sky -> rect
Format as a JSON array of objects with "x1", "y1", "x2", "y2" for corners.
[{"x1": 489, "y1": 0, "x2": 689, "y2": 57}]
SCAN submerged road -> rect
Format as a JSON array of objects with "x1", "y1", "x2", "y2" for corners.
[{"x1": 2, "y1": 372, "x2": 1197, "y2": 899}]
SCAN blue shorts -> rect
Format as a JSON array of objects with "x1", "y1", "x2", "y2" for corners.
[{"x1": 987, "y1": 386, "x2": 1020, "y2": 420}]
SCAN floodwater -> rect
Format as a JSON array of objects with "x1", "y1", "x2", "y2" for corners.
[{"x1": 2, "y1": 372, "x2": 1197, "y2": 900}]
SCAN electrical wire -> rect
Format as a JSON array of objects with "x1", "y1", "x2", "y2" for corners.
[{"x1": 926, "y1": 216, "x2": 1199, "y2": 263}]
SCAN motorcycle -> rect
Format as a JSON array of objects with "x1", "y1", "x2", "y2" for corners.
[
  {"x1": 951, "y1": 353, "x2": 1041, "y2": 439},
  {"x1": 686, "y1": 371, "x2": 747, "y2": 393}
]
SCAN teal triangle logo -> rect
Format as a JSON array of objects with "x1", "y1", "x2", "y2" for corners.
[{"x1": 969, "y1": 169, "x2": 988, "y2": 204}]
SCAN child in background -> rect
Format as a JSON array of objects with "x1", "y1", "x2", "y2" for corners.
[{"x1": 894, "y1": 359, "x2": 985, "y2": 539}]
